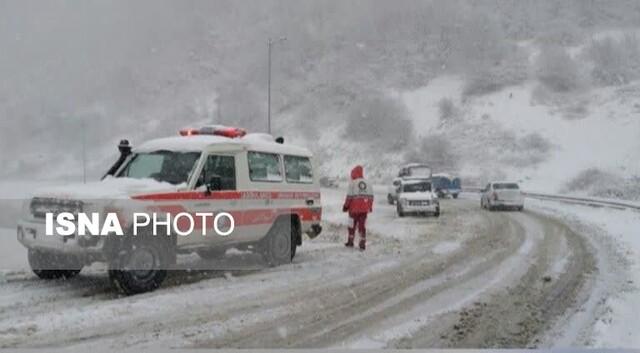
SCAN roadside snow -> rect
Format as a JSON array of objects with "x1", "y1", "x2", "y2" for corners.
[
  {"x1": 431, "y1": 241, "x2": 460, "y2": 255},
  {"x1": 529, "y1": 198, "x2": 640, "y2": 347},
  {"x1": 0, "y1": 227, "x2": 28, "y2": 273}
]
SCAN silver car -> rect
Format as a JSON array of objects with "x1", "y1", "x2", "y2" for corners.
[{"x1": 480, "y1": 182, "x2": 524, "y2": 211}]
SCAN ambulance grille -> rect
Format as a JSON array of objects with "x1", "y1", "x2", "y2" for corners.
[{"x1": 30, "y1": 197, "x2": 84, "y2": 219}]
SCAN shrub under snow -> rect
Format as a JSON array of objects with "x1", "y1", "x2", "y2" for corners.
[
  {"x1": 564, "y1": 168, "x2": 640, "y2": 200},
  {"x1": 535, "y1": 45, "x2": 582, "y2": 92},
  {"x1": 586, "y1": 35, "x2": 640, "y2": 86},
  {"x1": 344, "y1": 94, "x2": 414, "y2": 152}
]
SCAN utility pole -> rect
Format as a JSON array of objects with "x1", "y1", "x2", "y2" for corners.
[
  {"x1": 81, "y1": 116, "x2": 87, "y2": 184},
  {"x1": 267, "y1": 36, "x2": 286, "y2": 134}
]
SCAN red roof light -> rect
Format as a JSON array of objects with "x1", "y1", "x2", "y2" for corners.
[
  {"x1": 179, "y1": 128, "x2": 201, "y2": 136},
  {"x1": 179, "y1": 125, "x2": 247, "y2": 138}
]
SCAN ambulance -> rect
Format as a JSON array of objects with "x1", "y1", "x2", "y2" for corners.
[{"x1": 17, "y1": 126, "x2": 323, "y2": 294}]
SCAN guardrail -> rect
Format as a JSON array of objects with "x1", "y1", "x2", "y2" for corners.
[
  {"x1": 523, "y1": 192, "x2": 640, "y2": 211},
  {"x1": 462, "y1": 187, "x2": 640, "y2": 211}
]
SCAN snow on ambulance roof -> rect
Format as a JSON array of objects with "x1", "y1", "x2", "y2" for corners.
[
  {"x1": 135, "y1": 135, "x2": 230, "y2": 153},
  {"x1": 135, "y1": 133, "x2": 312, "y2": 156}
]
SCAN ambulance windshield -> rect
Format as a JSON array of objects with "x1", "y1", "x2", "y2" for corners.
[{"x1": 118, "y1": 151, "x2": 201, "y2": 185}]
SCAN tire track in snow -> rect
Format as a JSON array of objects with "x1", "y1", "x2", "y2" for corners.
[{"x1": 0, "y1": 199, "x2": 597, "y2": 349}]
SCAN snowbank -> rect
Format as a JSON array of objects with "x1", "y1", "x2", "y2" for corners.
[{"x1": 529, "y1": 198, "x2": 640, "y2": 347}]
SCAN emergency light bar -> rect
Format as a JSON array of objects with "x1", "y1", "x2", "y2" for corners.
[{"x1": 179, "y1": 125, "x2": 247, "y2": 138}]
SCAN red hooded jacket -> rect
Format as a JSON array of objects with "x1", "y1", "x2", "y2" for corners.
[{"x1": 343, "y1": 165, "x2": 374, "y2": 216}]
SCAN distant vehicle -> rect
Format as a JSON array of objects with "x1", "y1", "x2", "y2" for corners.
[
  {"x1": 450, "y1": 177, "x2": 461, "y2": 198},
  {"x1": 319, "y1": 176, "x2": 339, "y2": 188},
  {"x1": 396, "y1": 180, "x2": 440, "y2": 217},
  {"x1": 431, "y1": 173, "x2": 461, "y2": 199},
  {"x1": 398, "y1": 163, "x2": 432, "y2": 180},
  {"x1": 387, "y1": 163, "x2": 433, "y2": 204},
  {"x1": 480, "y1": 181, "x2": 524, "y2": 211}
]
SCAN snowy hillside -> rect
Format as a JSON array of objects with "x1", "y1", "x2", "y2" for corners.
[
  {"x1": 281, "y1": 74, "x2": 640, "y2": 199},
  {"x1": 2, "y1": 1, "x2": 639, "y2": 201}
]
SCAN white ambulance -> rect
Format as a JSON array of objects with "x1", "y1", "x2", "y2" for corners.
[{"x1": 17, "y1": 126, "x2": 323, "y2": 294}]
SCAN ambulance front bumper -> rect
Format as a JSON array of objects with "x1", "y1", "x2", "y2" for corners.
[{"x1": 17, "y1": 219, "x2": 105, "y2": 255}]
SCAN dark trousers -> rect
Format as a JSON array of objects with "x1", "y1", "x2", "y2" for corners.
[{"x1": 347, "y1": 213, "x2": 367, "y2": 243}]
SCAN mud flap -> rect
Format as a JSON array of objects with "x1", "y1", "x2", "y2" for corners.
[{"x1": 306, "y1": 224, "x2": 322, "y2": 239}]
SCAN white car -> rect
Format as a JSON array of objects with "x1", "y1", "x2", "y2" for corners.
[
  {"x1": 387, "y1": 163, "x2": 433, "y2": 204},
  {"x1": 396, "y1": 180, "x2": 440, "y2": 217},
  {"x1": 17, "y1": 125, "x2": 323, "y2": 294},
  {"x1": 480, "y1": 181, "x2": 524, "y2": 211}
]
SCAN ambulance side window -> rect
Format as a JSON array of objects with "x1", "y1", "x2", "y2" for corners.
[
  {"x1": 248, "y1": 152, "x2": 283, "y2": 182},
  {"x1": 284, "y1": 155, "x2": 313, "y2": 184},
  {"x1": 197, "y1": 154, "x2": 236, "y2": 190}
]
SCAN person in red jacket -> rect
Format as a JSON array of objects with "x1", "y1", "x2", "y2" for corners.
[{"x1": 342, "y1": 165, "x2": 374, "y2": 250}]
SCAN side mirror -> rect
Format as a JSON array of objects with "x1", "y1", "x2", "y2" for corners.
[{"x1": 206, "y1": 176, "x2": 222, "y2": 194}]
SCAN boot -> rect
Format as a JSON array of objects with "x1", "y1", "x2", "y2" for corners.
[
  {"x1": 345, "y1": 239, "x2": 354, "y2": 247},
  {"x1": 359, "y1": 240, "x2": 366, "y2": 251}
]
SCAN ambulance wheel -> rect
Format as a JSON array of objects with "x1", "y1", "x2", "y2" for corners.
[
  {"x1": 452, "y1": 193, "x2": 459, "y2": 199},
  {"x1": 28, "y1": 250, "x2": 82, "y2": 279},
  {"x1": 108, "y1": 236, "x2": 172, "y2": 295},
  {"x1": 434, "y1": 207, "x2": 441, "y2": 217},
  {"x1": 262, "y1": 218, "x2": 294, "y2": 267},
  {"x1": 196, "y1": 248, "x2": 226, "y2": 260},
  {"x1": 387, "y1": 194, "x2": 395, "y2": 205}
]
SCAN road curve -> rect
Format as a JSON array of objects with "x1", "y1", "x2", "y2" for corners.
[{"x1": 0, "y1": 196, "x2": 597, "y2": 349}]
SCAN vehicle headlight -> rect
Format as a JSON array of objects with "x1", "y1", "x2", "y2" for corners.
[
  {"x1": 29, "y1": 197, "x2": 84, "y2": 218},
  {"x1": 400, "y1": 198, "x2": 407, "y2": 205}
]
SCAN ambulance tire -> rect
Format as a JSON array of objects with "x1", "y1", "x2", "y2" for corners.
[
  {"x1": 108, "y1": 234, "x2": 173, "y2": 295},
  {"x1": 262, "y1": 217, "x2": 294, "y2": 267},
  {"x1": 28, "y1": 249, "x2": 82, "y2": 280}
]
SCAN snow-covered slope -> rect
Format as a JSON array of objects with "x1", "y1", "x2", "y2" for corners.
[
  {"x1": 287, "y1": 75, "x2": 639, "y2": 200},
  {"x1": 458, "y1": 82, "x2": 640, "y2": 193}
]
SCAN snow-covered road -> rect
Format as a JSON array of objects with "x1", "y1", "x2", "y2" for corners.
[{"x1": 1, "y1": 186, "x2": 624, "y2": 349}]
